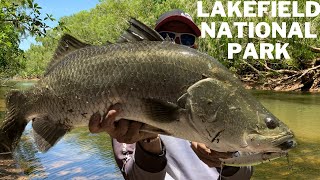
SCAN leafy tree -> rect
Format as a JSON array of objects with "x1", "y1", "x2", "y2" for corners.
[
  {"x1": 21, "y1": 0, "x2": 320, "y2": 91},
  {"x1": 0, "y1": 0, "x2": 57, "y2": 79}
]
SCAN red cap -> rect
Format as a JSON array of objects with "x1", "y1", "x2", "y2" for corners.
[{"x1": 155, "y1": 9, "x2": 201, "y2": 37}]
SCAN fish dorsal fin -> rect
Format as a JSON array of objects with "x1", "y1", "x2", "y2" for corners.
[
  {"x1": 117, "y1": 18, "x2": 164, "y2": 43},
  {"x1": 45, "y1": 34, "x2": 90, "y2": 74}
]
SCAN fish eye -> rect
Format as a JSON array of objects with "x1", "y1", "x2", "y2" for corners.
[{"x1": 265, "y1": 117, "x2": 279, "y2": 129}]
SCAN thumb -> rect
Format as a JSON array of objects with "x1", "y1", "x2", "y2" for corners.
[{"x1": 89, "y1": 112, "x2": 103, "y2": 133}]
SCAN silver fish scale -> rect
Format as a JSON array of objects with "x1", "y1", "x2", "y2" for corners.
[{"x1": 26, "y1": 41, "x2": 231, "y2": 128}]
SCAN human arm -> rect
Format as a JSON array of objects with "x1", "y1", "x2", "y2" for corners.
[
  {"x1": 89, "y1": 110, "x2": 167, "y2": 180},
  {"x1": 89, "y1": 109, "x2": 253, "y2": 179}
]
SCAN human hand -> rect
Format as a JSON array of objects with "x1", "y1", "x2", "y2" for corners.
[
  {"x1": 190, "y1": 142, "x2": 234, "y2": 167},
  {"x1": 88, "y1": 109, "x2": 157, "y2": 144}
]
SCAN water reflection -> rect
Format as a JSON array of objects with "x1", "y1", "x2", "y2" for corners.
[
  {"x1": 255, "y1": 91, "x2": 320, "y2": 143},
  {"x1": 15, "y1": 124, "x2": 123, "y2": 180},
  {"x1": 0, "y1": 81, "x2": 319, "y2": 179},
  {"x1": 252, "y1": 91, "x2": 320, "y2": 179}
]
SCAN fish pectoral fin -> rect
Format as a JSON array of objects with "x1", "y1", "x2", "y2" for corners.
[
  {"x1": 177, "y1": 93, "x2": 189, "y2": 109},
  {"x1": 143, "y1": 98, "x2": 180, "y2": 122},
  {"x1": 32, "y1": 117, "x2": 70, "y2": 152}
]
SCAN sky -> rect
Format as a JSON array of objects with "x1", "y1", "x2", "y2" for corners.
[{"x1": 19, "y1": 0, "x2": 100, "y2": 50}]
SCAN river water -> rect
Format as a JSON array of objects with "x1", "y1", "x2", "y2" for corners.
[{"x1": 0, "y1": 81, "x2": 319, "y2": 179}]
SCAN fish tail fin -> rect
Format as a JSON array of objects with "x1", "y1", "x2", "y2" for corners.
[{"x1": 0, "y1": 90, "x2": 28, "y2": 153}]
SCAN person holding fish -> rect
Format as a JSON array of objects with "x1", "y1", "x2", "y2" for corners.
[{"x1": 89, "y1": 9, "x2": 253, "y2": 180}]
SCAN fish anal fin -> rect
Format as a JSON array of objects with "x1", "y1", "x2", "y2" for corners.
[
  {"x1": 45, "y1": 34, "x2": 90, "y2": 74},
  {"x1": 32, "y1": 117, "x2": 70, "y2": 152},
  {"x1": 177, "y1": 93, "x2": 189, "y2": 109},
  {"x1": 143, "y1": 98, "x2": 180, "y2": 122}
]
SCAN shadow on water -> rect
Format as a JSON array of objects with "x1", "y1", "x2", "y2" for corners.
[{"x1": 1, "y1": 81, "x2": 319, "y2": 179}]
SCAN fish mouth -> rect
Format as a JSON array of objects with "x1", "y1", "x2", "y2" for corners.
[
  {"x1": 222, "y1": 135, "x2": 296, "y2": 166},
  {"x1": 272, "y1": 135, "x2": 296, "y2": 151},
  {"x1": 220, "y1": 151, "x2": 288, "y2": 167}
]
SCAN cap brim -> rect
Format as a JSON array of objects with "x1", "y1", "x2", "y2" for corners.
[{"x1": 155, "y1": 16, "x2": 201, "y2": 37}]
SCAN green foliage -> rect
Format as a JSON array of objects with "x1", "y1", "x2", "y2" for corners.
[
  {"x1": 21, "y1": 0, "x2": 320, "y2": 78},
  {"x1": 0, "y1": 0, "x2": 57, "y2": 78},
  {"x1": 20, "y1": 0, "x2": 198, "y2": 77},
  {"x1": 0, "y1": 18, "x2": 22, "y2": 78},
  {"x1": 0, "y1": 0, "x2": 56, "y2": 36},
  {"x1": 197, "y1": 0, "x2": 320, "y2": 74}
]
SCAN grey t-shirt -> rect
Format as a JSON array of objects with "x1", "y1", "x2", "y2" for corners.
[{"x1": 113, "y1": 135, "x2": 253, "y2": 180}]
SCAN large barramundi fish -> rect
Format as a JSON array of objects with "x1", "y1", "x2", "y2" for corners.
[{"x1": 0, "y1": 19, "x2": 296, "y2": 166}]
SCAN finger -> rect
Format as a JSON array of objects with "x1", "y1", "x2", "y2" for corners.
[
  {"x1": 113, "y1": 119, "x2": 130, "y2": 139},
  {"x1": 100, "y1": 110, "x2": 118, "y2": 130},
  {"x1": 191, "y1": 145, "x2": 221, "y2": 167},
  {"x1": 191, "y1": 142, "x2": 206, "y2": 156},
  {"x1": 197, "y1": 142, "x2": 211, "y2": 154},
  {"x1": 121, "y1": 121, "x2": 143, "y2": 143},
  {"x1": 88, "y1": 113, "x2": 103, "y2": 133},
  {"x1": 191, "y1": 145, "x2": 222, "y2": 167},
  {"x1": 190, "y1": 141, "x2": 198, "y2": 149},
  {"x1": 190, "y1": 142, "x2": 211, "y2": 156},
  {"x1": 191, "y1": 142, "x2": 233, "y2": 159}
]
